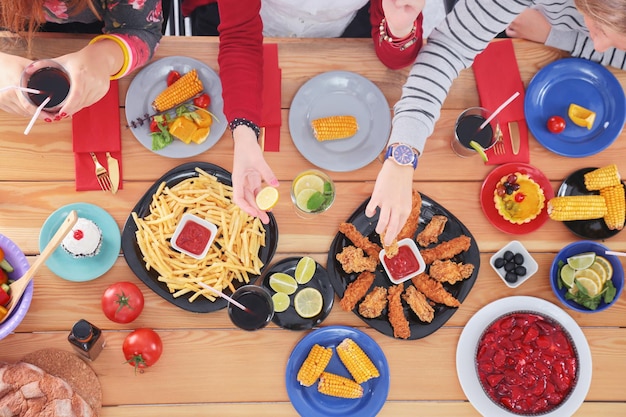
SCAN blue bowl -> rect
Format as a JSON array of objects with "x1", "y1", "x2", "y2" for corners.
[
  {"x1": 0, "y1": 234, "x2": 33, "y2": 340},
  {"x1": 550, "y1": 240, "x2": 624, "y2": 313}
]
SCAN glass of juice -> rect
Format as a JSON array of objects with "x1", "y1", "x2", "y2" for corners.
[
  {"x1": 451, "y1": 107, "x2": 500, "y2": 158},
  {"x1": 20, "y1": 59, "x2": 71, "y2": 113},
  {"x1": 228, "y1": 285, "x2": 274, "y2": 331},
  {"x1": 290, "y1": 169, "x2": 335, "y2": 218}
]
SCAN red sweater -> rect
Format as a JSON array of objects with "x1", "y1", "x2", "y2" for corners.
[{"x1": 182, "y1": 0, "x2": 422, "y2": 126}]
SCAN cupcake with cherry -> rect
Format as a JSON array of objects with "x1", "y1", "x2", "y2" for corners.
[
  {"x1": 494, "y1": 173, "x2": 545, "y2": 224},
  {"x1": 61, "y1": 218, "x2": 102, "y2": 258}
]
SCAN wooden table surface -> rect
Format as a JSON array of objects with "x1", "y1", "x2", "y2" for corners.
[{"x1": 0, "y1": 35, "x2": 625, "y2": 416}]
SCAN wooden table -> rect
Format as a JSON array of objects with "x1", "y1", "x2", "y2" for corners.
[{"x1": 1, "y1": 35, "x2": 625, "y2": 416}]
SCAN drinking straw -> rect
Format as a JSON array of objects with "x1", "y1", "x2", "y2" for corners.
[
  {"x1": 23, "y1": 96, "x2": 51, "y2": 135},
  {"x1": 479, "y1": 91, "x2": 521, "y2": 130},
  {"x1": 196, "y1": 281, "x2": 251, "y2": 313},
  {"x1": 605, "y1": 250, "x2": 626, "y2": 257},
  {"x1": 0, "y1": 86, "x2": 41, "y2": 95}
]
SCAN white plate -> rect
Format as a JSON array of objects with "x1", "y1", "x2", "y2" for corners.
[
  {"x1": 289, "y1": 71, "x2": 391, "y2": 172},
  {"x1": 456, "y1": 296, "x2": 592, "y2": 417},
  {"x1": 125, "y1": 56, "x2": 227, "y2": 158}
]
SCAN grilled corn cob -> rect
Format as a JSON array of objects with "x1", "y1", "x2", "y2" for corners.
[
  {"x1": 311, "y1": 115, "x2": 358, "y2": 141},
  {"x1": 336, "y1": 338, "x2": 379, "y2": 384},
  {"x1": 152, "y1": 69, "x2": 204, "y2": 112},
  {"x1": 600, "y1": 185, "x2": 625, "y2": 230},
  {"x1": 547, "y1": 196, "x2": 607, "y2": 221},
  {"x1": 317, "y1": 372, "x2": 363, "y2": 399},
  {"x1": 296, "y1": 344, "x2": 333, "y2": 387},
  {"x1": 584, "y1": 164, "x2": 621, "y2": 191}
]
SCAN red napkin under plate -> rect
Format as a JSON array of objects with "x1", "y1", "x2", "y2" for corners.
[
  {"x1": 473, "y1": 39, "x2": 529, "y2": 165},
  {"x1": 72, "y1": 80, "x2": 123, "y2": 191},
  {"x1": 261, "y1": 43, "x2": 282, "y2": 152}
]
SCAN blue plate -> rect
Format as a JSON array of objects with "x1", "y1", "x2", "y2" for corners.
[
  {"x1": 524, "y1": 58, "x2": 625, "y2": 157},
  {"x1": 39, "y1": 203, "x2": 121, "y2": 282},
  {"x1": 286, "y1": 326, "x2": 389, "y2": 417}
]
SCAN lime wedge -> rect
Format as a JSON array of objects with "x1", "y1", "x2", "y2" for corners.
[
  {"x1": 272, "y1": 292, "x2": 290, "y2": 313},
  {"x1": 295, "y1": 256, "x2": 316, "y2": 284},
  {"x1": 469, "y1": 140, "x2": 488, "y2": 162},
  {"x1": 559, "y1": 264, "x2": 576, "y2": 288},
  {"x1": 269, "y1": 272, "x2": 298, "y2": 295},
  {"x1": 567, "y1": 252, "x2": 596, "y2": 270}
]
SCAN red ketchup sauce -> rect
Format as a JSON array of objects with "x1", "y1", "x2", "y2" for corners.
[
  {"x1": 476, "y1": 312, "x2": 577, "y2": 415},
  {"x1": 383, "y1": 245, "x2": 421, "y2": 280},
  {"x1": 175, "y1": 220, "x2": 211, "y2": 256}
]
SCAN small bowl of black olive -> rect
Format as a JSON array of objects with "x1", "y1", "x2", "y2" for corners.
[{"x1": 490, "y1": 240, "x2": 538, "y2": 288}]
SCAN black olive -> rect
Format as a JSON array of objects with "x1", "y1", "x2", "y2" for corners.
[
  {"x1": 514, "y1": 253, "x2": 525, "y2": 265},
  {"x1": 494, "y1": 257, "x2": 505, "y2": 268},
  {"x1": 506, "y1": 187, "x2": 514, "y2": 195},
  {"x1": 503, "y1": 251, "x2": 514, "y2": 261},
  {"x1": 504, "y1": 262, "x2": 516, "y2": 272},
  {"x1": 505, "y1": 272, "x2": 518, "y2": 283},
  {"x1": 515, "y1": 266, "x2": 527, "y2": 276}
]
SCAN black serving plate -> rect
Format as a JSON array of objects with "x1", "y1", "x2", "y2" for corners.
[
  {"x1": 557, "y1": 167, "x2": 625, "y2": 240},
  {"x1": 121, "y1": 162, "x2": 278, "y2": 313},
  {"x1": 327, "y1": 194, "x2": 480, "y2": 340},
  {"x1": 260, "y1": 257, "x2": 334, "y2": 330}
]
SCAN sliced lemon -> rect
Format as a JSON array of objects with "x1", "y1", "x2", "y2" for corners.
[
  {"x1": 269, "y1": 272, "x2": 298, "y2": 295},
  {"x1": 295, "y1": 189, "x2": 318, "y2": 212},
  {"x1": 293, "y1": 174, "x2": 325, "y2": 196},
  {"x1": 574, "y1": 276, "x2": 600, "y2": 297},
  {"x1": 588, "y1": 262, "x2": 608, "y2": 285},
  {"x1": 567, "y1": 252, "x2": 596, "y2": 270},
  {"x1": 272, "y1": 292, "x2": 290, "y2": 313},
  {"x1": 295, "y1": 256, "x2": 316, "y2": 284},
  {"x1": 294, "y1": 287, "x2": 323, "y2": 318},
  {"x1": 568, "y1": 103, "x2": 596, "y2": 130},
  {"x1": 255, "y1": 186, "x2": 279, "y2": 211},
  {"x1": 593, "y1": 256, "x2": 613, "y2": 282},
  {"x1": 559, "y1": 264, "x2": 576, "y2": 288},
  {"x1": 575, "y1": 268, "x2": 603, "y2": 289}
]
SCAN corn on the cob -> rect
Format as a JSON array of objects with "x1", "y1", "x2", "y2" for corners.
[
  {"x1": 584, "y1": 164, "x2": 621, "y2": 191},
  {"x1": 317, "y1": 372, "x2": 363, "y2": 399},
  {"x1": 152, "y1": 69, "x2": 204, "y2": 112},
  {"x1": 311, "y1": 115, "x2": 358, "y2": 141},
  {"x1": 336, "y1": 338, "x2": 379, "y2": 384},
  {"x1": 600, "y1": 185, "x2": 625, "y2": 230},
  {"x1": 296, "y1": 344, "x2": 333, "y2": 387},
  {"x1": 547, "y1": 196, "x2": 607, "y2": 221}
]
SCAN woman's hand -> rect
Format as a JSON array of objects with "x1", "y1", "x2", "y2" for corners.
[
  {"x1": 382, "y1": 0, "x2": 425, "y2": 38},
  {"x1": 232, "y1": 126, "x2": 279, "y2": 224},
  {"x1": 0, "y1": 52, "x2": 36, "y2": 118},
  {"x1": 365, "y1": 160, "x2": 415, "y2": 246}
]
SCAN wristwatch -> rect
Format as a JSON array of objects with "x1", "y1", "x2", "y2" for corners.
[{"x1": 384, "y1": 143, "x2": 419, "y2": 169}]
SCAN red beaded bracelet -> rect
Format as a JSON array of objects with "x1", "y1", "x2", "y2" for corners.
[{"x1": 378, "y1": 18, "x2": 418, "y2": 51}]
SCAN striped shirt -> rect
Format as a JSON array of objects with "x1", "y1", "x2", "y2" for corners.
[{"x1": 391, "y1": 0, "x2": 626, "y2": 154}]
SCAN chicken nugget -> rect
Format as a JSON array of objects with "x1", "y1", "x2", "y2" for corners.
[
  {"x1": 340, "y1": 271, "x2": 375, "y2": 311},
  {"x1": 339, "y1": 223, "x2": 382, "y2": 258},
  {"x1": 358, "y1": 287, "x2": 388, "y2": 318},
  {"x1": 420, "y1": 235, "x2": 471, "y2": 264},
  {"x1": 402, "y1": 285, "x2": 434, "y2": 323},
  {"x1": 336, "y1": 246, "x2": 378, "y2": 273},
  {"x1": 416, "y1": 215, "x2": 448, "y2": 247},
  {"x1": 429, "y1": 259, "x2": 474, "y2": 284}
]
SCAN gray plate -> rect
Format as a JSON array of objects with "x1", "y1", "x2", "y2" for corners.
[
  {"x1": 125, "y1": 56, "x2": 227, "y2": 158},
  {"x1": 289, "y1": 71, "x2": 391, "y2": 172}
]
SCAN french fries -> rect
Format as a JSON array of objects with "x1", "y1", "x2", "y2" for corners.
[{"x1": 132, "y1": 168, "x2": 266, "y2": 302}]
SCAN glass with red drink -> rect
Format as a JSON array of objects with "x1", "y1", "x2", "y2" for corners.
[
  {"x1": 20, "y1": 59, "x2": 71, "y2": 113},
  {"x1": 451, "y1": 107, "x2": 500, "y2": 158}
]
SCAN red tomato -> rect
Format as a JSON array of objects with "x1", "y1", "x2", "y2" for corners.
[
  {"x1": 166, "y1": 70, "x2": 181, "y2": 86},
  {"x1": 193, "y1": 93, "x2": 210, "y2": 109},
  {"x1": 149, "y1": 119, "x2": 160, "y2": 133},
  {"x1": 123, "y1": 328, "x2": 163, "y2": 370},
  {"x1": 102, "y1": 282, "x2": 144, "y2": 324},
  {"x1": 546, "y1": 116, "x2": 566, "y2": 133},
  {"x1": 0, "y1": 268, "x2": 7, "y2": 285}
]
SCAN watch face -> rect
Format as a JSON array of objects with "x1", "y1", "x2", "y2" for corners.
[{"x1": 393, "y1": 145, "x2": 414, "y2": 165}]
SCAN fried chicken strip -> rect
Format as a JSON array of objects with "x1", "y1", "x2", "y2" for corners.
[
  {"x1": 380, "y1": 233, "x2": 398, "y2": 258},
  {"x1": 358, "y1": 286, "x2": 388, "y2": 318},
  {"x1": 340, "y1": 271, "x2": 375, "y2": 311},
  {"x1": 339, "y1": 222, "x2": 382, "y2": 258},
  {"x1": 397, "y1": 190, "x2": 422, "y2": 240},
  {"x1": 336, "y1": 246, "x2": 378, "y2": 273},
  {"x1": 387, "y1": 285, "x2": 411, "y2": 339},
  {"x1": 411, "y1": 273, "x2": 460, "y2": 307},
  {"x1": 429, "y1": 260, "x2": 475, "y2": 284},
  {"x1": 420, "y1": 235, "x2": 471, "y2": 264},
  {"x1": 402, "y1": 285, "x2": 434, "y2": 323},
  {"x1": 416, "y1": 215, "x2": 448, "y2": 247}
]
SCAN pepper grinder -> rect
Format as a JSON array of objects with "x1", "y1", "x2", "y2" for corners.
[{"x1": 68, "y1": 319, "x2": 106, "y2": 360}]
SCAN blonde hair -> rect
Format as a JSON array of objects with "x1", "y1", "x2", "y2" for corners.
[{"x1": 574, "y1": 0, "x2": 626, "y2": 34}]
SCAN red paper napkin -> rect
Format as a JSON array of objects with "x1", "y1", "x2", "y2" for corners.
[
  {"x1": 473, "y1": 40, "x2": 529, "y2": 165},
  {"x1": 72, "y1": 80, "x2": 123, "y2": 191},
  {"x1": 261, "y1": 43, "x2": 282, "y2": 152}
]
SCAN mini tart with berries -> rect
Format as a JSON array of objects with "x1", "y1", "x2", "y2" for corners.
[{"x1": 493, "y1": 173, "x2": 546, "y2": 225}]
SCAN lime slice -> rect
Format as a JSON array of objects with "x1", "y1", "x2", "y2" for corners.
[
  {"x1": 559, "y1": 264, "x2": 576, "y2": 288},
  {"x1": 293, "y1": 174, "x2": 325, "y2": 196},
  {"x1": 593, "y1": 256, "x2": 613, "y2": 282},
  {"x1": 567, "y1": 252, "x2": 596, "y2": 270},
  {"x1": 255, "y1": 186, "x2": 279, "y2": 211},
  {"x1": 575, "y1": 268, "x2": 603, "y2": 289},
  {"x1": 294, "y1": 287, "x2": 323, "y2": 318},
  {"x1": 469, "y1": 140, "x2": 488, "y2": 162},
  {"x1": 295, "y1": 256, "x2": 316, "y2": 284},
  {"x1": 588, "y1": 262, "x2": 608, "y2": 285},
  {"x1": 269, "y1": 273, "x2": 298, "y2": 295},
  {"x1": 574, "y1": 276, "x2": 600, "y2": 297},
  {"x1": 272, "y1": 292, "x2": 290, "y2": 313},
  {"x1": 295, "y1": 189, "x2": 317, "y2": 212}
]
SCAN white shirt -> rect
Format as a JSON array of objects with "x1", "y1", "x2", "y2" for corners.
[{"x1": 260, "y1": 0, "x2": 369, "y2": 38}]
